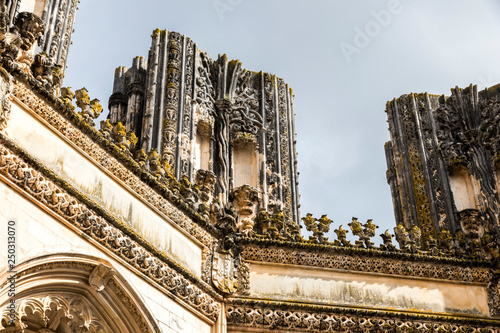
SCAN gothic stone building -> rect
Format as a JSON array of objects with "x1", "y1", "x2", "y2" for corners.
[{"x1": 1, "y1": 1, "x2": 500, "y2": 332}]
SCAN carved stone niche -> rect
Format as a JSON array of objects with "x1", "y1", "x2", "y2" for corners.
[
  {"x1": 232, "y1": 184, "x2": 259, "y2": 236},
  {"x1": 232, "y1": 132, "x2": 259, "y2": 189},
  {"x1": 193, "y1": 120, "x2": 212, "y2": 171}
]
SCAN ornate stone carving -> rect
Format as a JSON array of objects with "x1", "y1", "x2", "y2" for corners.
[
  {"x1": 230, "y1": 70, "x2": 262, "y2": 135},
  {"x1": 232, "y1": 185, "x2": 259, "y2": 236},
  {"x1": 211, "y1": 251, "x2": 238, "y2": 294},
  {"x1": 0, "y1": 295, "x2": 105, "y2": 332},
  {"x1": 348, "y1": 217, "x2": 379, "y2": 248},
  {"x1": 226, "y1": 303, "x2": 500, "y2": 332},
  {"x1": 0, "y1": 68, "x2": 12, "y2": 132},
  {"x1": 241, "y1": 245, "x2": 491, "y2": 283},
  {"x1": 196, "y1": 169, "x2": 216, "y2": 219},
  {"x1": 12, "y1": 80, "x2": 215, "y2": 247},
  {"x1": 3, "y1": 12, "x2": 44, "y2": 73},
  {"x1": 75, "y1": 87, "x2": 102, "y2": 127},
  {"x1": 89, "y1": 263, "x2": 115, "y2": 291},
  {"x1": 302, "y1": 213, "x2": 333, "y2": 244},
  {"x1": 0, "y1": 141, "x2": 221, "y2": 320}
]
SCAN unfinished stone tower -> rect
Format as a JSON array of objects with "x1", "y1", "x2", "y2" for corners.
[
  {"x1": 386, "y1": 85, "x2": 500, "y2": 252},
  {"x1": 107, "y1": 29, "x2": 300, "y2": 234}
]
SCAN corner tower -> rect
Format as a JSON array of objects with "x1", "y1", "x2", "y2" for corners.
[{"x1": 107, "y1": 29, "x2": 300, "y2": 233}]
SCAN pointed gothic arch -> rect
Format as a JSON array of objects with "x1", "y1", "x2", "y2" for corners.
[{"x1": 0, "y1": 254, "x2": 161, "y2": 333}]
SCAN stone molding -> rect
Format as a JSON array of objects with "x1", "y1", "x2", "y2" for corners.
[
  {"x1": 242, "y1": 245, "x2": 491, "y2": 283},
  {"x1": 226, "y1": 302, "x2": 500, "y2": 332},
  {"x1": 8, "y1": 78, "x2": 216, "y2": 248},
  {"x1": 0, "y1": 139, "x2": 221, "y2": 321}
]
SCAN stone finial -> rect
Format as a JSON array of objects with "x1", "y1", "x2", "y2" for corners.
[
  {"x1": 438, "y1": 229, "x2": 454, "y2": 255},
  {"x1": 136, "y1": 149, "x2": 148, "y2": 169},
  {"x1": 60, "y1": 86, "x2": 75, "y2": 111},
  {"x1": 380, "y1": 229, "x2": 396, "y2": 251},
  {"x1": 302, "y1": 213, "x2": 332, "y2": 244},
  {"x1": 348, "y1": 217, "x2": 378, "y2": 248},
  {"x1": 257, "y1": 208, "x2": 270, "y2": 235},
  {"x1": 75, "y1": 87, "x2": 98, "y2": 126},
  {"x1": 90, "y1": 98, "x2": 103, "y2": 119},
  {"x1": 393, "y1": 224, "x2": 410, "y2": 251},
  {"x1": 232, "y1": 185, "x2": 259, "y2": 237},
  {"x1": 334, "y1": 225, "x2": 351, "y2": 247},
  {"x1": 147, "y1": 149, "x2": 163, "y2": 178}
]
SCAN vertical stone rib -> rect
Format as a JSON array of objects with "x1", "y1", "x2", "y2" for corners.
[
  {"x1": 385, "y1": 141, "x2": 404, "y2": 225},
  {"x1": 162, "y1": 32, "x2": 181, "y2": 168},
  {"x1": 174, "y1": 35, "x2": 187, "y2": 179},
  {"x1": 425, "y1": 93, "x2": 458, "y2": 231},
  {"x1": 155, "y1": 31, "x2": 168, "y2": 152},
  {"x1": 411, "y1": 94, "x2": 438, "y2": 239},
  {"x1": 388, "y1": 98, "x2": 419, "y2": 228},
  {"x1": 273, "y1": 77, "x2": 283, "y2": 210},
  {"x1": 141, "y1": 30, "x2": 160, "y2": 152},
  {"x1": 286, "y1": 85, "x2": 298, "y2": 223},
  {"x1": 188, "y1": 45, "x2": 198, "y2": 180},
  {"x1": 41, "y1": 0, "x2": 61, "y2": 58},
  {"x1": 56, "y1": 0, "x2": 73, "y2": 64},
  {"x1": 260, "y1": 71, "x2": 268, "y2": 209},
  {"x1": 58, "y1": 0, "x2": 76, "y2": 71}
]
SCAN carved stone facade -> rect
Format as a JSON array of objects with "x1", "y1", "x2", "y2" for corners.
[
  {"x1": 1, "y1": 2, "x2": 500, "y2": 333},
  {"x1": 109, "y1": 33, "x2": 300, "y2": 231},
  {"x1": 386, "y1": 85, "x2": 500, "y2": 254}
]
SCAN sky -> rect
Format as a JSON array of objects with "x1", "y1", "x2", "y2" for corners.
[{"x1": 63, "y1": 0, "x2": 500, "y2": 242}]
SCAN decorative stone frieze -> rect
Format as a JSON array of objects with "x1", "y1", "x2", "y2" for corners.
[
  {"x1": 226, "y1": 302, "x2": 500, "y2": 332},
  {"x1": 241, "y1": 245, "x2": 491, "y2": 283},
  {"x1": 0, "y1": 295, "x2": 106, "y2": 332}
]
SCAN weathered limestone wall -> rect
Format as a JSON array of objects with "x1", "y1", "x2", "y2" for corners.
[
  {"x1": 0, "y1": 181, "x2": 213, "y2": 332},
  {"x1": 4, "y1": 97, "x2": 204, "y2": 276},
  {"x1": 249, "y1": 262, "x2": 488, "y2": 315}
]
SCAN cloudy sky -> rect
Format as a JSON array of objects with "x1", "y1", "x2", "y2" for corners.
[{"x1": 63, "y1": 0, "x2": 500, "y2": 242}]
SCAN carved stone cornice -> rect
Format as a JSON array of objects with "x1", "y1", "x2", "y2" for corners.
[
  {"x1": 0, "y1": 139, "x2": 221, "y2": 320},
  {"x1": 225, "y1": 300, "x2": 500, "y2": 332},
  {"x1": 241, "y1": 244, "x2": 491, "y2": 283}
]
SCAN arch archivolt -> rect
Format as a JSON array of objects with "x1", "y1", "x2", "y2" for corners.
[{"x1": 0, "y1": 254, "x2": 161, "y2": 333}]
